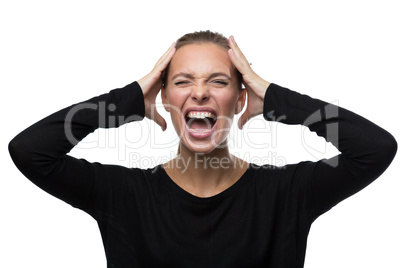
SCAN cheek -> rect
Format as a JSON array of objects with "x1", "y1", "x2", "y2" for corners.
[
  {"x1": 165, "y1": 88, "x2": 187, "y2": 109},
  {"x1": 214, "y1": 91, "x2": 239, "y2": 114},
  {"x1": 164, "y1": 89, "x2": 188, "y2": 127}
]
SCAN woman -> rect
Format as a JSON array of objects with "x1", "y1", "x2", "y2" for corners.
[{"x1": 9, "y1": 30, "x2": 397, "y2": 267}]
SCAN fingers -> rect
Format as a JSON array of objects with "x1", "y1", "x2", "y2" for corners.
[
  {"x1": 237, "y1": 88, "x2": 264, "y2": 129},
  {"x1": 238, "y1": 112, "x2": 246, "y2": 130},
  {"x1": 228, "y1": 36, "x2": 251, "y2": 75},
  {"x1": 152, "y1": 108, "x2": 167, "y2": 131},
  {"x1": 138, "y1": 42, "x2": 176, "y2": 97},
  {"x1": 154, "y1": 42, "x2": 176, "y2": 73},
  {"x1": 238, "y1": 110, "x2": 252, "y2": 130}
]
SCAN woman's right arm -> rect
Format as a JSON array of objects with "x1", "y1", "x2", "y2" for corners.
[
  {"x1": 8, "y1": 42, "x2": 176, "y2": 209},
  {"x1": 8, "y1": 81, "x2": 145, "y2": 208}
]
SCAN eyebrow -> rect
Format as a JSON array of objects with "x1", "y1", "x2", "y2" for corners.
[{"x1": 171, "y1": 72, "x2": 231, "y2": 81}]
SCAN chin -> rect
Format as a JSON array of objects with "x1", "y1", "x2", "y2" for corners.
[{"x1": 180, "y1": 135, "x2": 228, "y2": 155}]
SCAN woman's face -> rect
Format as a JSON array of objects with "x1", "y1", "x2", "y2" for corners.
[{"x1": 162, "y1": 43, "x2": 245, "y2": 154}]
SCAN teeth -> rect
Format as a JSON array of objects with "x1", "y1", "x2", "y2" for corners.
[
  {"x1": 187, "y1": 111, "x2": 216, "y2": 119},
  {"x1": 189, "y1": 128, "x2": 211, "y2": 133}
]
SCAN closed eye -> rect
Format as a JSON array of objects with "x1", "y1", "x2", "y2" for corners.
[
  {"x1": 212, "y1": 80, "x2": 229, "y2": 85},
  {"x1": 174, "y1": 81, "x2": 190, "y2": 85}
]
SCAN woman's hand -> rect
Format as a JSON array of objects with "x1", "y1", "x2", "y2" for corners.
[
  {"x1": 228, "y1": 36, "x2": 271, "y2": 129},
  {"x1": 138, "y1": 42, "x2": 176, "y2": 131}
]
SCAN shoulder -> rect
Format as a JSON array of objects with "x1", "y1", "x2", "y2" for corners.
[
  {"x1": 246, "y1": 161, "x2": 318, "y2": 214},
  {"x1": 89, "y1": 162, "x2": 165, "y2": 194},
  {"x1": 247, "y1": 161, "x2": 317, "y2": 190}
]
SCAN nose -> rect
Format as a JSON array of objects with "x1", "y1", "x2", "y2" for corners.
[{"x1": 191, "y1": 84, "x2": 210, "y2": 103}]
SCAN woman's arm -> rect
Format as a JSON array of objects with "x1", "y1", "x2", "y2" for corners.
[
  {"x1": 228, "y1": 35, "x2": 397, "y2": 215},
  {"x1": 8, "y1": 43, "x2": 176, "y2": 210},
  {"x1": 8, "y1": 82, "x2": 145, "y2": 208},
  {"x1": 263, "y1": 83, "x2": 397, "y2": 215}
]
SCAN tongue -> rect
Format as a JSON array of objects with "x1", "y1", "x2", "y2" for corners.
[{"x1": 188, "y1": 118, "x2": 213, "y2": 131}]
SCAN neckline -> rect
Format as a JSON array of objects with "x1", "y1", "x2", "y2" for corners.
[{"x1": 157, "y1": 163, "x2": 254, "y2": 205}]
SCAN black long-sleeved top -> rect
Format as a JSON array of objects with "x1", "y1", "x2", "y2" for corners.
[{"x1": 9, "y1": 82, "x2": 397, "y2": 267}]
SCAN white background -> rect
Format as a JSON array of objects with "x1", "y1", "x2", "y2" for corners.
[{"x1": 1, "y1": 0, "x2": 401, "y2": 267}]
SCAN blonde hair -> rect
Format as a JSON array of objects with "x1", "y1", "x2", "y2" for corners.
[{"x1": 162, "y1": 30, "x2": 243, "y2": 90}]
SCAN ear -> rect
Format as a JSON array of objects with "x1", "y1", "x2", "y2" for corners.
[
  {"x1": 161, "y1": 87, "x2": 171, "y2": 112},
  {"x1": 235, "y1": 88, "x2": 247, "y2": 114}
]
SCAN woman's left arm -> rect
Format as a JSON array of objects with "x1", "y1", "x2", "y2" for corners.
[
  {"x1": 262, "y1": 83, "x2": 397, "y2": 214},
  {"x1": 228, "y1": 36, "x2": 398, "y2": 215}
]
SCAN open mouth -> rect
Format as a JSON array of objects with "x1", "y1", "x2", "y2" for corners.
[{"x1": 185, "y1": 111, "x2": 217, "y2": 134}]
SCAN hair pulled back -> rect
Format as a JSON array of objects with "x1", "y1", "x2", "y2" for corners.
[{"x1": 163, "y1": 30, "x2": 243, "y2": 89}]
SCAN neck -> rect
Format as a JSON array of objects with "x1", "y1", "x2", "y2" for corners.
[{"x1": 163, "y1": 143, "x2": 249, "y2": 197}]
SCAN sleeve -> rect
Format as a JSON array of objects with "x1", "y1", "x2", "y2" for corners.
[
  {"x1": 8, "y1": 81, "x2": 145, "y2": 210},
  {"x1": 263, "y1": 83, "x2": 398, "y2": 216}
]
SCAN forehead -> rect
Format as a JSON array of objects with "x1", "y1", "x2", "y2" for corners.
[{"x1": 169, "y1": 43, "x2": 233, "y2": 77}]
